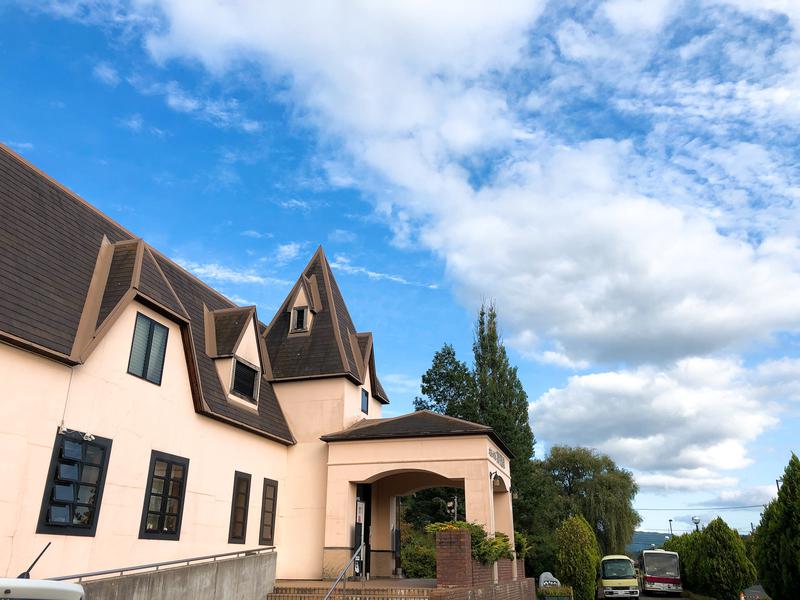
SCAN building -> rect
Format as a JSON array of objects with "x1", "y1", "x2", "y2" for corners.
[{"x1": 0, "y1": 143, "x2": 514, "y2": 581}]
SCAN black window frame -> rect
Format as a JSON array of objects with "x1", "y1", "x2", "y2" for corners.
[
  {"x1": 37, "y1": 429, "x2": 113, "y2": 537},
  {"x1": 138, "y1": 450, "x2": 189, "y2": 541},
  {"x1": 361, "y1": 388, "x2": 369, "y2": 414},
  {"x1": 259, "y1": 478, "x2": 279, "y2": 546},
  {"x1": 292, "y1": 306, "x2": 308, "y2": 332},
  {"x1": 231, "y1": 359, "x2": 259, "y2": 403},
  {"x1": 228, "y1": 471, "x2": 252, "y2": 544},
  {"x1": 127, "y1": 312, "x2": 169, "y2": 386}
]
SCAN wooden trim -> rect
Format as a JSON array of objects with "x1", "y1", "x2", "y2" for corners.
[
  {"x1": 319, "y1": 250, "x2": 351, "y2": 377},
  {"x1": 196, "y1": 407, "x2": 295, "y2": 445},
  {"x1": 0, "y1": 330, "x2": 78, "y2": 366},
  {"x1": 130, "y1": 240, "x2": 145, "y2": 289},
  {"x1": 203, "y1": 304, "x2": 217, "y2": 358},
  {"x1": 70, "y1": 236, "x2": 114, "y2": 361},
  {"x1": 349, "y1": 333, "x2": 365, "y2": 382},
  {"x1": 181, "y1": 324, "x2": 212, "y2": 414},
  {"x1": 78, "y1": 288, "x2": 137, "y2": 362},
  {"x1": 145, "y1": 246, "x2": 189, "y2": 318},
  {"x1": 308, "y1": 274, "x2": 322, "y2": 312},
  {"x1": 230, "y1": 308, "x2": 257, "y2": 354}
]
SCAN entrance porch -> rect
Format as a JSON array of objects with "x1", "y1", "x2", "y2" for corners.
[{"x1": 319, "y1": 411, "x2": 514, "y2": 580}]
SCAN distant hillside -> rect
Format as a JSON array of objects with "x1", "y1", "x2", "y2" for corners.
[{"x1": 625, "y1": 531, "x2": 671, "y2": 555}]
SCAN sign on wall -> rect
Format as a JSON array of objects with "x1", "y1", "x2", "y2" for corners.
[{"x1": 488, "y1": 446, "x2": 506, "y2": 468}]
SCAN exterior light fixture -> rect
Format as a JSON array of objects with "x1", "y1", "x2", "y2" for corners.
[{"x1": 692, "y1": 516, "x2": 701, "y2": 531}]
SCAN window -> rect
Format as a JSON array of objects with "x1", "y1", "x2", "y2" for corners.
[
  {"x1": 259, "y1": 478, "x2": 278, "y2": 546},
  {"x1": 292, "y1": 307, "x2": 307, "y2": 331},
  {"x1": 228, "y1": 471, "x2": 251, "y2": 544},
  {"x1": 231, "y1": 360, "x2": 258, "y2": 402},
  {"x1": 139, "y1": 451, "x2": 188, "y2": 540},
  {"x1": 361, "y1": 388, "x2": 369, "y2": 414},
  {"x1": 128, "y1": 313, "x2": 169, "y2": 385},
  {"x1": 37, "y1": 430, "x2": 112, "y2": 537}
]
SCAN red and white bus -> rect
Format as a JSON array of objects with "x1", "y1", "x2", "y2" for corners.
[{"x1": 638, "y1": 550, "x2": 682, "y2": 595}]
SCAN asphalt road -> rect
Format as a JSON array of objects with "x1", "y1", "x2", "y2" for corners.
[{"x1": 637, "y1": 584, "x2": 767, "y2": 599}]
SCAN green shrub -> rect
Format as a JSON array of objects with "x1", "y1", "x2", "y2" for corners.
[
  {"x1": 426, "y1": 521, "x2": 514, "y2": 564},
  {"x1": 400, "y1": 527, "x2": 436, "y2": 578},
  {"x1": 693, "y1": 518, "x2": 756, "y2": 600},
  {"x1": 515, "y1": 530, "x2": 532, "y2": 559},
  {"x1": 555, "y1": 515, "x2": 600, "y2": 600},
  {"x1": 753, "y1": 453, "x2": 800, "y2": 600},
  {"x1": 537, "y1": 585, "x2": 574, "y2": 597}
]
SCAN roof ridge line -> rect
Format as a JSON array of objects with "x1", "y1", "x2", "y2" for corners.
[
  {"x1": 143, "y1": 245, "x2": 190, "y2": 318},
  {"x1": 319, "y1": 248, "x2": 351, "y2": 376}
]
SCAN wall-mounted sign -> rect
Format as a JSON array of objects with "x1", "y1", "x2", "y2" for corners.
[
  {"x1": 488, "y1": 447, "x2": 506, "y2": 468},
  {"x1": 356, "y1": 501, "x2": 365, "y2": 524}
]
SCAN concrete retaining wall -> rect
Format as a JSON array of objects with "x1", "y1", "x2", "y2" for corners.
[{"x1": 81, "y1": 551, "x2": 277, "y2": 600}]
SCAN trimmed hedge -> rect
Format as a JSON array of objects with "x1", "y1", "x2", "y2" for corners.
[
  {"x1": 426, "y1": 521, "x2": 514, "y2": 564},
  {"x1": 555, "y1": 515, "x2": 600, "y2": 600},
  {"x1": 664, "y1": 518, "x2": 756, "y2": 600}
]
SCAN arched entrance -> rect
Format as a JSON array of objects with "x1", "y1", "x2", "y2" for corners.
[{"x1": 320, "y1": 427, "x2": 513, "y2": 579}]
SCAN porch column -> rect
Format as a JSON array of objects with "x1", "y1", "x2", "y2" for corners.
[
  {"x1": 464, "y1": 468, "x2": 494, "y2": 532},
  {"x1": 369, "y1": 480, "x2": 394, "y2": 577},
  {"x1": 322, "y1": 473, "x2": 357, "y2": 578}
]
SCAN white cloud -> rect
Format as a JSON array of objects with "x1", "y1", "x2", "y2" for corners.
[
  {"x1": 531, "y1": 357, "x2": 784, "y2": 490},
  {"x1": 241, "y1": 229, "x2": 273, "y2": 239},
  {"x1": 92, "y1": 61, "x2": 120, "y2": 86},
  {"x1": 328, "y1": 229, "x2": 356, "y2": 244},
  {"x1": 176, "y1": 259, "x2": 289, "y2": 286},
  {"x1": 276, "y1": 198, "x2": 311, "y2": 212},
  {"x1": 118, "y1": 113, "x2": 143, "y2": 131},
  {"x1": 381, "y1": 373, "x2": 421, "y2": 396},
  {"x1": 4, "y1": 141, "x2": 34, "y2": 152},
  {"x1": 330, "y1": 254, "x2": 437, "y2": 289},
  {"x1": 128, "y1": 77, "x2": 261, "y2": 133},
  {"x1": 273, "y1": 242, "x2": 303, "y2": 265}
]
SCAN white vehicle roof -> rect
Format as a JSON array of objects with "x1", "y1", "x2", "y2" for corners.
[{"x1": 0, "y1": 578, "x2": 85, "y2": 600}]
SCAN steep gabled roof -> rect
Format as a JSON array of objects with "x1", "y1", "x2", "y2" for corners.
[
  {"x1": 320, "y1": 410, "x2": 512, "y2": 458},
  {"x1": 263, "y1": 247, "x2": 389, "y2": 403},
  {"x1": 208, "y1": 306, "x2": 255, "y2": 357},
  {"x1": 0, "y1": 143, "x2": 293, "y2": 444}
]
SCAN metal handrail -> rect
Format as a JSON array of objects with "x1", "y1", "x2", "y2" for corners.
[
  {"x1": 49, "y1": 546, "x2": 275, "y2": 582},
  {"x1": 322, "y1": 542, "x2": 365, "y2": 600}
]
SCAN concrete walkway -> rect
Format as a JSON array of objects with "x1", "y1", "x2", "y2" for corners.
[{"x1": 275, "y1": 579, "x2": 437, "y2": 589}]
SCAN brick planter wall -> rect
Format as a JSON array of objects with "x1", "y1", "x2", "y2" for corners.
[
  {"x1": 497, "y1": 559, "x2": 513, "y2": 582},
  {"x1": 515, "y1": 558, "x2": 525, "y2": 580},
  {"x1": 429, "y1": 578, "x2": 537, "y2": 600},
  {"x1": 436, "y1": 529, "x2": 473, "y2": 588},
  {"x1": 471, "y1": 560, "x2": 494, "y2": 586}
]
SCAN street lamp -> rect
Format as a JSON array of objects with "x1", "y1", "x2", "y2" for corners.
[
  {"x1": 669, "y1": 519, "x2": 673, "y2": 536},
  {"x1": 692, "y1": 516, "x2": 701, "y2": 532}
]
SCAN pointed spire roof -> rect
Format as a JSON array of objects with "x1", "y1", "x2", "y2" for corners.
[{"x1": 263, "y1": 247, "x2": 389, "y2": 403}]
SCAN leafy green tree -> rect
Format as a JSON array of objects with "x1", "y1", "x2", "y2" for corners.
[
  {"x1": 401, "y1": 488, "x2": 464, "y2": 529},
  {"x1": 413, "y1": 343, "x2": 475, "y2": 419},
  {"x1": 694, "y1": 518, "x2": 757, "y2": 600},
  {"x1": 555, "y1": 515, "x2": 601, "y2": 600},
  {"x1": 664, "y1": 530, "x2": 703, "y2": 590},
  {"x1": 541, "y1": 446, "x2": 640, "y2": 555},
  {"x1": 753, "y1": 453, "x2": 800, "y2": 600}
]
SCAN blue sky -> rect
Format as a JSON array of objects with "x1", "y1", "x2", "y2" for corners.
[{"x1": 2, "y1": 0, "x2": 799, "y2": 535}]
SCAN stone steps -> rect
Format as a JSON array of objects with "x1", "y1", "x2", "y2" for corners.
[{"x1": 268, "y1": 586, "x2": 432, "y2": 600}]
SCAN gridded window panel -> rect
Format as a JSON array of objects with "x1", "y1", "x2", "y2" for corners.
[
  {"x1": 259, "y1": 478, "x2": 278, "y2": 546},
  {"x1": 294, "y1": 308, "x2": 306, "y2": 330},
  {"x1": 232, "y1": 361, "x2": 258, "y2": 401},
  {"x1": 139, "y1": 451, "x2": 189, "y2": 541},
  {"x1": 128, "y1": 313, "x2": 169, "y2": 385},
  {"x1": 228, "y1": 472, "x2": 251, "y2": 544},
  {"x1": 37, "y1": 431, "x2": 112, "y2": 537},
  {"x1": 361, "y1": 389, "x2": 369, "y2": 414}
]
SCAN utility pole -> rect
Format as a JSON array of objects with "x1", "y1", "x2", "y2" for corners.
[{"x1": 669, "y1": 519, "x2": 673, "y2": 536}]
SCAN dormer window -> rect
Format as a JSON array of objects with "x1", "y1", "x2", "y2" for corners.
[
  {"x1": 291, "y1": 307, "x2": 308, "y2": 332},
  {"x1": 231, "y1": 359, "x2": 259, "y2": 403}
]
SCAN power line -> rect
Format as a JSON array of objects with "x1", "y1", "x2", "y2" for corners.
[{"x1": 635, "y1": 505, "x2": 763, "y2": 511}]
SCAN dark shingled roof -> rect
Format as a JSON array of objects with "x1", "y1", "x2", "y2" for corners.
[
  {"x1": 264, "y1": 248, "x2": 390, "y2": 404},
  {"x1": 0, "y1": 144, "x2": 293, "y2": 444},
  {"x1": 321, "y1": 410, "x2": 513, "y2": 458},
  {"x1": 212, "y1": 308, "x2": 253, "y2": 357}
]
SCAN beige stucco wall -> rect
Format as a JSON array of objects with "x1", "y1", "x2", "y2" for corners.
[{"x1": 0, "y1": 301, "x2": 289, "y2": 579}]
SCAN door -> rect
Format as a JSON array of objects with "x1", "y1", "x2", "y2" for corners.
[{"x1": 355, "y1": 483, "x2": 372, "y2": 576}]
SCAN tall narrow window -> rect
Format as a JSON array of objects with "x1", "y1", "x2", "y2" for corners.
[
  {"x1": 228, "y1": 471, "x2": 251, "y2": 544},
  {"x1": 232, "y1": 360, "x2": 258, "y2": 402},
  {"x1": 128, "y1": 313, "x2": 169, "y2": 385},
  {"x1": 139, "y1": 451, "x2": 189, "y2": 540},
  {"x1": 361, "y1": 388, "x2": 369, "y2": 414},
  {"x1": 37, "y1": 430, "x2": 112, "y2": 537},
  {"x1": 292, "y1": 307, "x2": 307, "y2": 331},
  {"x1": 259, "y1": 478, "x2": 278, "y2": 546}
]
